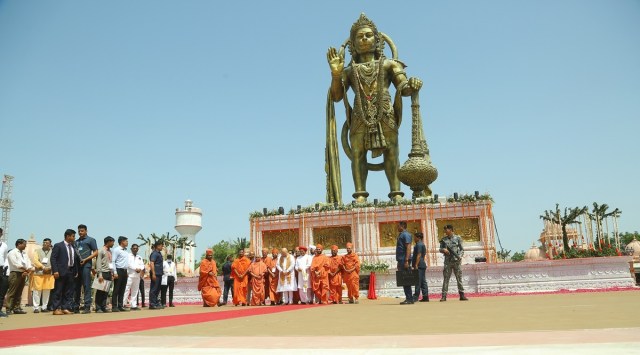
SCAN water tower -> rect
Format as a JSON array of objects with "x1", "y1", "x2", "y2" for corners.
[{"x1": 175, "y1": 199, "x2": 202, "y2": 275}]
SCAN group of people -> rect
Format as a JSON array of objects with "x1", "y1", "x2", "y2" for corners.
[
  {"x1": 197, "y1": 221, "x2": 469, "y2": 308},
  {"x1": 198, "y1": 243, "x2": 361, "y2": 307},
  {"x1": 0, "y1": 225, "x2": 178, "y2": 317},
  {"x1": 0, "y1": 221, "x2": 470, "y2": 316},
  {"x1": 395, "y1": 221, "x2": 469, "y2": 304}
]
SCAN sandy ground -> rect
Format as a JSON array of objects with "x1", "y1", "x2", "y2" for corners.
[
  {"x1": 2, "y1": 291, "x2": 640, "y2": 354},
  {"x1": 134, "y1": 291, "x2": 640, "y2": 337}
]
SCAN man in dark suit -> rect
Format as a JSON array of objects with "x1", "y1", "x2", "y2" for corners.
[{"x1": 50, "y1": 229, "x2": 81, "y2": 315}]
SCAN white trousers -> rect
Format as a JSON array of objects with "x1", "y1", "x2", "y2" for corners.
[
  {"x1": 298, "y1": 288, "x2": 310, "y2": 303},
  {"x1": 282, "y1": 291, "x2": 293, "y2": 304},
  {"x1": 124, "y1": 274, "x2": 141, "y2": 307},
  {"x1": 32, "y1": 289, "x2": 51, "y2": 311}
]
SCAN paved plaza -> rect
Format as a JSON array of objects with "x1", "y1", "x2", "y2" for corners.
[{"x1": 1, "y1": 290, "x2": 639, "y2": 354}]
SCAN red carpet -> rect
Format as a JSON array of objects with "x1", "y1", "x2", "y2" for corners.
[{"x1": 0, "y1": 304, "x2": 318, "y2": 348}]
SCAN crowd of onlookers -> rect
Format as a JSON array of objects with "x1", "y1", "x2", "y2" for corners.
[{"x1": 0, "y1": 225, "x2": 178, "y2": 317}]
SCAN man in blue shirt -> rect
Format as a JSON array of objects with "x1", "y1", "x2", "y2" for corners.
[
  {"x1": 395, "y1": 221, "x2": 413, "y2": 305},
  {"x1": 74, "y1": 224, "x2": 98, "y2": 314},
  {"x1": 149, "y1": 241, "x2": 164, "y2": 310},
  {"x1": 111, "y1": 236, "x2": 129, "y2": 312},
  {"x1": 412, "y1": 232, "x2": 429, "y2": 302}
]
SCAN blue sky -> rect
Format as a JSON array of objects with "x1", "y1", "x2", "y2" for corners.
[{"x1": 1, "y1": 1, "x2": 638, "y2": 255}]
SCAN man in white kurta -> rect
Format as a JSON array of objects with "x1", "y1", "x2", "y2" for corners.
[
  {"x1": 295, "y1": 246, "x2": 312, "y2": 304},
  {"x1": 276, "y1": 248, "x2": 296, "y2": 305},
  {"x1": 124, "y1": 244, "x2": 145, "y2": 310}
]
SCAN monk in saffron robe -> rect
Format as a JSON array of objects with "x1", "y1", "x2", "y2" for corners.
[
  {"x1": 341, "y1": 242, "x2": 361, "y2": 304},
  {"x1": 328, "y1": 245, "x2": 343, "y2": 304},
  {"x1": 198, "y1": 249, "x2": 222, "y2": 307},
  {"x1": 310, "y1": 244, "x2": 330, "y2": 304},
  {"x1": 249, "y1": 252, "x2": 267, "y2": 306},
  {"x1": 265, "y1": 248, "x2": 280, "y2": 305},
  {"x1": 231, "y1": 248, "x2": 251, "y2": 306}
]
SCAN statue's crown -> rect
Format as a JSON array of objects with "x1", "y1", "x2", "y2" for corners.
[{"x1": 350, "y1": 13, "x2": 378, "y2": 35}]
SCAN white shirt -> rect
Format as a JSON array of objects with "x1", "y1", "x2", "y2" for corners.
[
  {"x1": 127, "y1": 253, "x2": 145, "y2": 275},
  {"x1": 0, "y1": 241, "x2": 8, "y2": 268},
  {"x1": 64, "y1": 240, "x2": 75, "y2": 267},
  {"x1": 295, "y1": 254, "x2": 312, "y2": 289},
  {"x1": 161, "y1": 260, "x2": 177, "y2": 285},
  {"x1": 7, "y1": 248, "x2": 32, "y2": 273}
]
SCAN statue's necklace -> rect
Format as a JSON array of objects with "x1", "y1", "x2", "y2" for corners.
[{"x1": 355, "y1": 61, "x2": 378, "y2": 101}]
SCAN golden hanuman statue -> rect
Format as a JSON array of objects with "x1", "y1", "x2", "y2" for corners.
[{"x1": 326, "y1": 14, "x2": 423, "y2": 204}]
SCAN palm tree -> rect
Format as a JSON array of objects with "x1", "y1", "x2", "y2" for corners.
[
  {"x1": 232, "y1": 237, "x2": 249, "y2": 253},
  {"x1": 540, "y1": 204, "x2": 588, "y2": 251},
  {"x1": 175, "y1": 236, "x2": 196, "y2": 261},
  {"x1": 588, "y1": 202, "x2": 621, "y2": 245},
  {"x1": 497, "y1": 249, "x2": 512, "y2": 262}
]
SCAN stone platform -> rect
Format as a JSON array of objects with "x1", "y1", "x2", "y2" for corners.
[
  {"x1": 363, "y1": 256, "x2": 637, "y2": 298},
  {"x1": 250, "y1": 200, "x2": 497, "y2": 266}
]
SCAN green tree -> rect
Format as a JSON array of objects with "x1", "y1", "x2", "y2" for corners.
[
  {"x1": 540, "y1": 204, "x2": 588, "y2": 251},
  {"x1": 620, "y1": 231, "x2": 640, "y2": 248},
  {"x1": 511, "y1": 250, "x2": 525, "y2": 262}
]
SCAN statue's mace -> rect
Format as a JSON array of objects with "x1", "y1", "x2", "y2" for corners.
[{"x1": 397, "y1": 92, "x2": 438, "y2": 199}]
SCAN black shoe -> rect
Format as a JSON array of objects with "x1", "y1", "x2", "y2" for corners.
[
  {"x1": 13, "y1": 309, "x2": 27, "y2": 314},
  {"x1": 81, "y1": 308, "x2": 91, "y2": 314},
  {"x1": 169, "y1": 304, "x2": 175, "y2": 307},
  {"x1": 111, "y1": 308, "x2": 120, "y2": 312},
  {"x1": 399, "y1": 300, "x2": 414, "y2": 305},
  {"x1": 41, "y1": 309, "x2": 51, "y2": 313},
  {"x1": 73, "y1": 309, "x2": 80, "y2": 314},
  {"x1": 419, "y1": 298, "x2": 430, "y2": 302},
  {"x1": 459, "y1": 293, "x2": 469, "y2": 301},
  {"x1": 95, "y1": 309, "x2": 104, "y2": 313},
  {"x1": 34, "y1": 309, "x2": 40, "y2": 314},
  {"x1": 440, "y1": 297, "x2": 447, "y2": 302},
  {"x1": 149, "y1": 306, "x2": 160, "y2": 310},
  {"x1": 130, "y1": 307, "x2": 141, "y2": 311}
]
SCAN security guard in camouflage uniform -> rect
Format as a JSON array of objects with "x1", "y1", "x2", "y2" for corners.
[{"x1": 438, "y1": 225, "x2": 468, "y2": 301}]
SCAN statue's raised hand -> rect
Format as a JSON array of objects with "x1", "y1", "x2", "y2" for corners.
[{"x1": 327, "y1": 47, "x2": 344, "y2": 76}]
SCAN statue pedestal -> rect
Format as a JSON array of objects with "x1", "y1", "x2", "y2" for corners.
[{"x1": 250, "y1": 201, "x2": 497, "y2": 266}]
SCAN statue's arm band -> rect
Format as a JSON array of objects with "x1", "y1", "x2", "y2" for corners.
[
  {"x1": 396, "y1": 79, "x2": 409, "y2": 92},
  {"x1": 393, "y1": 70, "x2": 407, "y2": 78}
]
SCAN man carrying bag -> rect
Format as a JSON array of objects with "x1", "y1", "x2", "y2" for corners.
[{"x1": 395, "y1": 221, "x2": 416, "y2": 305}]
